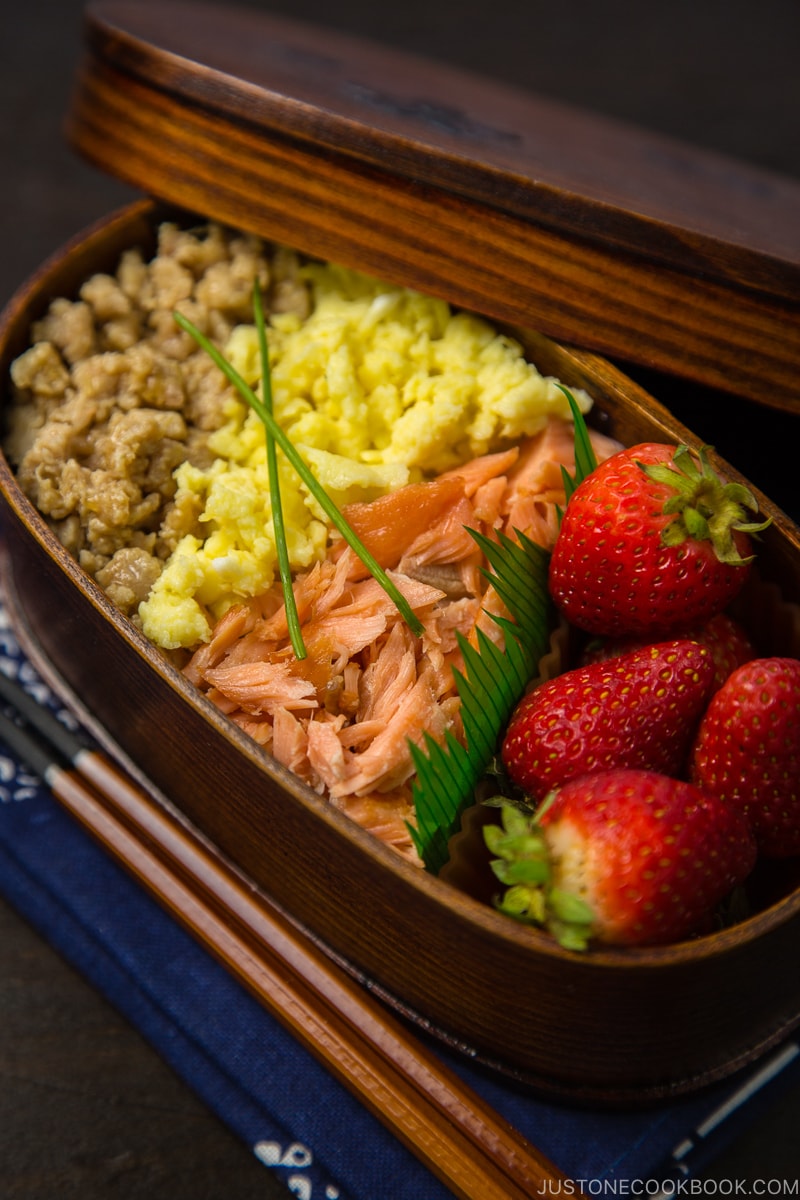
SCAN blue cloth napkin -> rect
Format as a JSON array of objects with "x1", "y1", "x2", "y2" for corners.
[{"x1": 1, "y1": 592, "x2": 798, "y2": 1200}]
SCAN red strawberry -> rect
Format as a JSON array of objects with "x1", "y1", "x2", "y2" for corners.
[
  {"x1": 690, "y1": 657, "x2": 800, "y2": 857},
  {"x1": 580, "y1": 612, "x2": 756, "y2": 692},
  {"x1": 501, "y1": 639, "x2": 715, "y2": 800},
  {"x1": 549, "y1": 442, "x2": 769, "y2": 638},
  {"x1": 483, "y1": 769, "x2": 757, "y2": 948}
]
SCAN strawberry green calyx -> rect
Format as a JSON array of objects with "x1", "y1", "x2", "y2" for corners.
[
  {"x1": 483, "y1": 801, "x2": 595, "y2": 951},
  {"x1": 637, "y1": 444, "x2": 771, "y2": 567},
  {"x1": 483, "y1": 770, "x2": 757, "y2": 950}
]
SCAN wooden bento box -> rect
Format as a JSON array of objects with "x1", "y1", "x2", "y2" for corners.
[{"x1": 1, "y1": 0, "x2": 800, "y2": 1105}]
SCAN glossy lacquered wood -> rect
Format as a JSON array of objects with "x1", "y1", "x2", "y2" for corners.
[
  {"x1": 65, "y1": 0, "x2": 800, "y2": 412},
  {"x1": 2, "y1": 200, "x2": 800, "y2": 1104}
]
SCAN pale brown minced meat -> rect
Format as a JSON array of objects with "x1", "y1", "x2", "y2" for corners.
[{"x1": 4, "y1": 222, "x2": 311, "y2": 618}]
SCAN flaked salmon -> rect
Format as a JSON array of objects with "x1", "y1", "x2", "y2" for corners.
[{"x1": 185, "y1": 416, "x2": 621, "y2": 863}]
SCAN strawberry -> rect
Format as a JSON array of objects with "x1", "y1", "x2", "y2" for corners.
[
  {"x1": 689, "y1": 657, "x2": 800, "y2": 857},
  {"x1": 580, "y1": 612, "x2": 756, "y2": 692},
  {"x1": 483, "y1": 769, "x2": 757, "y2": 948},
  {"x1": 549, "y1": 442, "x2": 769, "y2": 638},
  {"x1": 501, "y1": 639, "x2": 715, "y2": 800}
]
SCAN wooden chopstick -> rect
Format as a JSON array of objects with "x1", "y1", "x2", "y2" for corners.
[{"x1": 0, "y1": 671, "x2": 569, "y2": 1199}]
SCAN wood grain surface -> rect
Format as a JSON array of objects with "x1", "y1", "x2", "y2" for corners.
[
  {"x1": 63, "y1": 1, "x2": 800, "y2": 411},
  {"x1": 2, "y1": 0, "x2": 800, "y2": 1195}
]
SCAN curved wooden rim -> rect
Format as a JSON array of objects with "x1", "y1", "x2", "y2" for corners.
[{"x1": 2, "y1": 196, "x2": 799, "y2": 972}]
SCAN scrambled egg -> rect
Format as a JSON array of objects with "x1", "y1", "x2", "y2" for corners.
[{"x1": 139, "y1": 262, "x2": 591, "y2": 649}]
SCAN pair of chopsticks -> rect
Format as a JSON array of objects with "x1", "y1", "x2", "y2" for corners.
[{"x1": 0, "y1": 667, "x2": 568, "y2": 1199}]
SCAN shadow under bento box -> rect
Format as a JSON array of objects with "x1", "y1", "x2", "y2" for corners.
[{"x1": 1, "y1": 0, "x2": 800, "y2": 1106}]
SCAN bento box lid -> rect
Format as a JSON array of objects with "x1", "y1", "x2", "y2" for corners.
[{"x1": 67, "y1": 0, "x2": 800, "y2": 411}]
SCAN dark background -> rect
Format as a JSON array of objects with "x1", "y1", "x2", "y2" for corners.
[{"x1": 1, "y1": 0, "x2": 799, "y2": 1195}]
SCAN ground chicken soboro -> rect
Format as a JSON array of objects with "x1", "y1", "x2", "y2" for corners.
[{"x1": 4, "y1": 222, "x2": 310, "y2": 617}]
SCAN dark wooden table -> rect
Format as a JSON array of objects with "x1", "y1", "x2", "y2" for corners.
[{"x1": 2, "y1": 1, "x2": 799, "y2": 1195}]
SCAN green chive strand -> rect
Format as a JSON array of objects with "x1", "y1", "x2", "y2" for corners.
[
  {"x1": 252, "y1": 282, "x2": 306, "y2": 660},
  {"x1": 173, "y1": 310, "x2": 425, "y2": 639}
]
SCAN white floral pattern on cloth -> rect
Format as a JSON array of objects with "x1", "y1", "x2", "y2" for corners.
[
  {"x1": 0, "y1": 598, "x2": 44, "y2": 802},
  {"x1": 0, "y1": 749, "x2": 39, "y2": 805},
  {"x1": 254, "y1": 1140, "x2": 341, "y2": 1198},
  {"x1": 0, "y1": 595, "x2": 80, "y2": 804}
]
